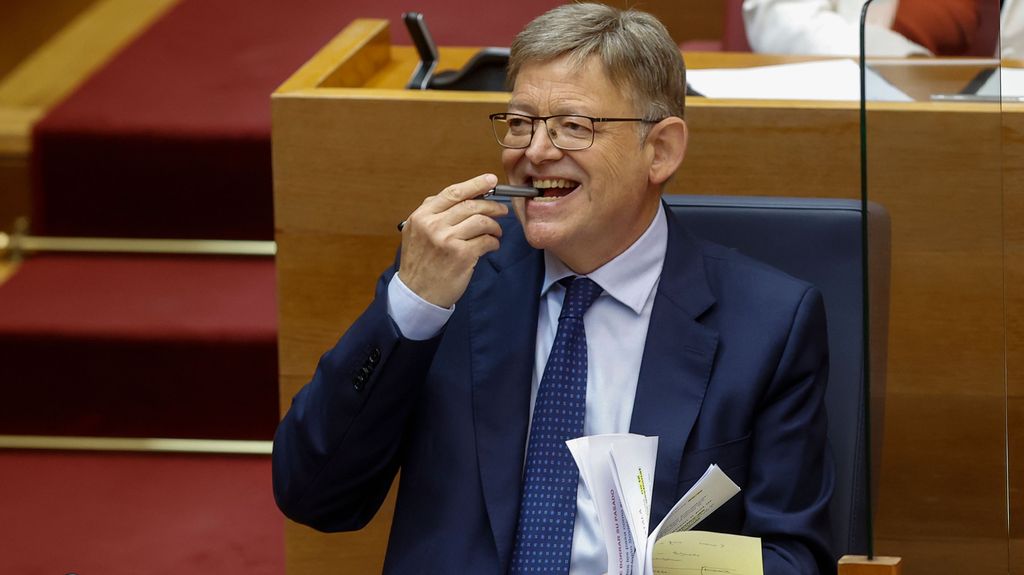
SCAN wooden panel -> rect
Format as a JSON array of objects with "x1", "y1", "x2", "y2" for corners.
[
  {"x1": 1013, "y1": 537, "x2": 1024, "y2": 575},
  {"x1": 874, "y1": 393, "x2": 1007, "y2": 538},
  {"x1": 274, "y1": 21, "x2": 1017, "y2": 575},
  {"x1": 0, "y1": 0, "x2": 178, "y2": 110},
  {"x1": 276, "y1": 19, "x2": 392, "y2": 94},
  {"x1": 0, "y1": 107, "x2": 34, "y2": 233},
  {"x1": 606, "y1": 0, "x2": 725, "y2": 44},
  {"x1": 0, "y1": 262, "x2": 19, "y2": 286},
  {"x1": 275, "y1": 236, "x2": 400, "y2": 387},
  {"x1": 0, "y1": 0, "x2": 97, "y2": 79},
  {"x1": 680, "y1": 101, "x2": 860, "y2": 198},
  {"x1": 875, "y1": 537, "x2": 1009, "y2": 574},
  {"x1": 0, "y1": 106, "x2": 41, "y2": 157},
  {"x1": 0, "y1": 155, "x2": 31, "y2": 233},
  {"x1": 839, "y1": 556, "x2": 903, "y2": 575}
]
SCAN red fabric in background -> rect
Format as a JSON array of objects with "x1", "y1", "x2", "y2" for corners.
[
  {"x1": 0, "y1": 451, "x2": 283, "y2": 575},
  {"x1": 0, "y1": 255, "x2": 278, "y2": 439},
  {"x1": 32, "y1": 0, "x2": 566, "y2": 240}
]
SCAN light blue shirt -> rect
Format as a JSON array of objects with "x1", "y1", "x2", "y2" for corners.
[{"x1": 387, "y1": 204, "x2": 668, "y2": 573}]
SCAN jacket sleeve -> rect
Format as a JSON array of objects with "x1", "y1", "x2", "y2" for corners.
[
  {"x1": 747, "y1": 286, "x2": 837, "y2": 575},
  {"x1": 271, "y1": 265, "x2": 443, "y2": 532}
]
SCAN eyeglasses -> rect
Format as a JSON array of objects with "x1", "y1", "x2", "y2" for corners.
[{"x1": 488, "y1": 113, "x2": 663, "y2": 151}]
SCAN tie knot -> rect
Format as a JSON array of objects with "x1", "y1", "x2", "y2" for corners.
[{"x1": 558, "y1": 277, "x2": 602, "y2": 320}]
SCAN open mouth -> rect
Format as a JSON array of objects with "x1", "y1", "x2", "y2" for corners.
[{"x1": 529, "y1": 178, "x2": 580, "y2": 202}]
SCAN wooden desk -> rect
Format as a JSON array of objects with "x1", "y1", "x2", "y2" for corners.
[{"x1": 273, "y1": 20, "x2": 1019, "y2": 575}]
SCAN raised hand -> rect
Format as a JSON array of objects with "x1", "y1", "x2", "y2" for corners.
[{"x1": 398, "y1": 173, "x2": 508, "y2": 308}]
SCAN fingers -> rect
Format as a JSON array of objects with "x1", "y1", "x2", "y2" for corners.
[
  {"x1": 449, "y1": 212, "x2": 504, "y2": 242},
  {"x1": 396, "y1": 174, "x2": 506, "y2": 308},
  {"x1": 424, "y1": 173, "x2": 499, "y2": 214},
  {"x1": 441, "y1": 198, "x2": 509, "y2": 229},
  {"x1": 404, "y1": 174, "x2": 508, "y2": 237}
]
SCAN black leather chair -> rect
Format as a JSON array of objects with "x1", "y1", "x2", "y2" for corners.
[{"x1": 665, "y1": 194, "x2": 890, "y2": 558}]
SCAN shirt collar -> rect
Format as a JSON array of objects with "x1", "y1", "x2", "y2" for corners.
[{"x1": 541, "y1": 203, "x2": 668, "y2": 315}]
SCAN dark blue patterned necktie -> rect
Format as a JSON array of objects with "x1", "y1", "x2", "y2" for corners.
[{"x1": 510, "y1": 276, "x2": 603, "y2": 574}]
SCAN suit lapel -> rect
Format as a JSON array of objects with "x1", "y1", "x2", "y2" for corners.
[
  {"x1": 630, "y1": 207, "x2": 719, "y2": 530},
  {"x1": 468, "y1": 226, "x2": 543, "y2": 569}
]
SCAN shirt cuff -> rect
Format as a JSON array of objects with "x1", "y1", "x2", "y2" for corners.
[{"x1": 387, "y1": 272, "x2": 454, "y2": 341}]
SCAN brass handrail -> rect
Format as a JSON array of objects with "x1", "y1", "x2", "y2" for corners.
[
  {"x1": 0, "y1": 434, "x2": 272, "y2": 455},
  {"x1": 0, "y1": 218, "x2": 275, "y2": 261}
]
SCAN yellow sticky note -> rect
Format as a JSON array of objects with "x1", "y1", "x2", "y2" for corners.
[{"x1": 652, "y1": 530, "x2": 763, "y2": 575}]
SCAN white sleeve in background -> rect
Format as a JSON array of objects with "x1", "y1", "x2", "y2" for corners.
[
  {"x1": 1003, "y1": 0, "x2": 1024, "y2": 60},
  {"x1": 386, "y1": 272, "x2": 454, "y2": 341},
  {"x1": 742, "y1": 0, "x2": 931, "y2": 57}
]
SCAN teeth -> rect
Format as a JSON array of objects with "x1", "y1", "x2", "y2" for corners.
[
  {"x1": 532, "y1": 178, "x2": 576, "y2": 189},
  {"x1": 529, "y1": 178, "x2": 578, "y2": 201}
]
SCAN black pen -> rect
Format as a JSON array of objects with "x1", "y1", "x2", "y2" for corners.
[{"x1": 397, "y1": 185, "x2": 540, "y2": 231}]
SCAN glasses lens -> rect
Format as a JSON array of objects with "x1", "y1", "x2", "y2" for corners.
[
  {"x1": 492, "y1": 114, "x2": 533, "y2": 148},
  {"x1": 550, "y1": 116, "x2": 594, "y2": 151},
  {"x1": 490, "y1": 114, "x2": 595, "y2": 150}
]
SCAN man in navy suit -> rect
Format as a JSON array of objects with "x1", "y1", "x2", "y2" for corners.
[{"x1": 272, "y1": 4, "x2": 834, "y2": 574}]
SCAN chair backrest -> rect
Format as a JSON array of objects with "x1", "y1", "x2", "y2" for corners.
[{"x1": 664, "y1": 194, "x2": 890, "y2": 557}]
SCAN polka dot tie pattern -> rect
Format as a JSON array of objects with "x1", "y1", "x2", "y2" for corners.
[{"x1": 510, "y1": 277, "x2": 603, "y2": 574}]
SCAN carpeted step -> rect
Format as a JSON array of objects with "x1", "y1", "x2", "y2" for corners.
[
  {"x1": 0, "y1": 450, "x2": 283, "y2": 575},
  {"x1": 0, "y1": 254, "x2": 278, "y2": 440}
]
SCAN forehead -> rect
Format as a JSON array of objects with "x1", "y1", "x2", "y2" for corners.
[{"x1": 508, "y1": 55, "x2": 631, "y2": 114}]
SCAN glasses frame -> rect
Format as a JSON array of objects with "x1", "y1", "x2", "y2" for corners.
[{"x1": 488, "y1": 112, "x2": 664, "y2": 151}]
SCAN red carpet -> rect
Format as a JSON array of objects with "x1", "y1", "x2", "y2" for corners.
[
  {"x1": 0, "y1": 450, "x2": 284, "y2": 575},
  {"x1": 0, "y1": 254, "x2": 279, "y2": 440}
]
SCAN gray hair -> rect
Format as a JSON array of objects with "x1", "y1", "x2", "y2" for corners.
[{"x1": 508, "y1": 3, "x2": 686, "y2": 120}]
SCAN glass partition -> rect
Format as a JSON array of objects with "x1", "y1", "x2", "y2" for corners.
[
  {"x1": 861, "y1": 2, "x2": 1010, "y2": 573},
  {"x1": 1002, "y1": 4, "x2": 1024, "y2": 572}
]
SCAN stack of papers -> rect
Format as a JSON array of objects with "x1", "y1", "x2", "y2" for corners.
[
  {"x1": 1003, "y1": 68, "x2": 1024, "y2": 98},
  {"x1": 973, "y1": 67, "x2": 1024, "y2": 99},
  {"x1": 686, "y1": 59, "x2": 912, "y2": 102},
  {"x1": 567, "y1": 434, "x2": 763, "y2": 575}
]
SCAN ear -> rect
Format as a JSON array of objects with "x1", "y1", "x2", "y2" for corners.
[{"x1": 646, "y1": 117, "x2": 688, "y2": 186}]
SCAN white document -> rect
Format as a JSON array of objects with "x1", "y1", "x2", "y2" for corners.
[
  {"x1": 686, "y1": 59, "x2": 912, "y2": 102},
  {"x1": 651, "y1": 464, "x2": 741, "y2": 536},
  {"x1": 609, "y1": 440, "x2": 657, "y2": 570},
  {"x1": 998, "y1": 68, "x2": 1024, "y2": 98},
  {"x1": 567, "y1": 435, "x2": 743, "y2": 575},
  {"x1": 642, "y1": 464, "x2": 742, "y2": 575},
  {"x1": 935, "y1": 67, "x2": 1024, "y2": 101},
  {"x1": 568, "y1": 434, "x2": 658, "y2": 575},
  {"x1": 978, "y1": 67, "x2": 1024, "y2": 97}
]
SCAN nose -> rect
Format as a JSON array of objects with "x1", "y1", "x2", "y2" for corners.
[{"x1": 524, "y1": 120, "x2": 564, "y2": 164}]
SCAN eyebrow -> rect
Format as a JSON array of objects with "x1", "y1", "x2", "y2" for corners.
[
  {"x1": 505, "y1": 106, "x2": 595, "y2": 117},
  {"x1": 506, "y1": 101, "x2": 537, "y2": 114}
]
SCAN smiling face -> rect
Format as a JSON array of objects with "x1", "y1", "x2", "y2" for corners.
[{"x1": 503, "y1": 55, "x2": 667, "y2": 274}]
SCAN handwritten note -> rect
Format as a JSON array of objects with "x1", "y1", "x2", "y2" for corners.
[{"x1": 653, "y1": 531, "x2": 763, "y2": 575}]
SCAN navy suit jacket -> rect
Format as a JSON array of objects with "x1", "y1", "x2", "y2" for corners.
[{"x1": 273, "y1": 205, "x2": 835, "y2": 574}]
